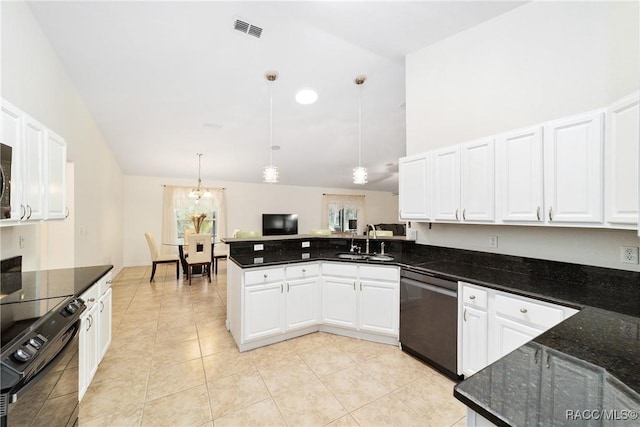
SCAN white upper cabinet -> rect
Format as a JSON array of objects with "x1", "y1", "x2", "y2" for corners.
[
  {"x1": 496, "y1": 126, "x2": 544, "y2": 223},
  {"x1": 23, "y1": 116, "x2": 46, "y2": 221},
  {"x1": 543, "y1": 110, "x2": 604, "y2": 224},
  {"x1": 432, "y1": 145, "x2": 461, "y2": 221},
  {"x1": 461, "y1": 138, "x2": 495, "y2": 222},
  {"x1": 398, "y1": 153, "x2": 430, "y2": 220},
  {"x1": 45, "y1": 130, "x2": 67, "y2": 219},
  {"x1": 605, "y1": 92, "x2": 639, "y2": 226},
  {"x1": 1, "y1": 101, "x2": 24, "y2": 221},
  {"x1": 0, "y1": 98, "x2": 68, "y2": 224}
]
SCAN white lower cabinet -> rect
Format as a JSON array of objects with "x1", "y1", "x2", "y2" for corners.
[
  {"x1": 79, "y1": 271, "x2": 112, "y2": 401},
  {"x1": 322, "y1": 276, "x2": 358, "y2": 329},
  {"x1": 458, "y1": 281, "x2": 578, "y2": 376},
  {"x1": 79, "y1": 301, "x2": 98, "y2": 401},
  {"x1": 461, "y1": 305, "x2": 488, "y2": 377},
  {"x1": 228, "y1": 261, "x2": 399, "y2": 351},
  {"x1": 242, "y1": 263, "x2": 321, "y2": 344},
  {"x1": 322, "y1": 263, "x2": 399, "y2": 337}
]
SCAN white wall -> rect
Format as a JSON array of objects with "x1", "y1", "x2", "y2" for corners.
[
  {"x1": 123, "y1": 174, "x2": 399, "y2": 267},
  {"x1": 405, "y1": 1, "x2": 640, "y2": 271},
  {"x1": 1, "y1": 2, "x2": 124, "y2": 272}
]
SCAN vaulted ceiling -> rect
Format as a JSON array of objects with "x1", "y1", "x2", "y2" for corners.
[{"x1": 27, "y1": 1, "x2": 525, "y2": 192}]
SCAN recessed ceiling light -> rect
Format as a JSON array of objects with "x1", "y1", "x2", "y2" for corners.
[{"x1": 295, "y1": 88, "x2": 318, "y2": 105}]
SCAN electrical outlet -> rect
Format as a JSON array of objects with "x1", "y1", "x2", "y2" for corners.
[
  {"x1": 620, "y1": 246, "x2": 639, "y2": 264},
  {"x1": 489, "y1": 236, "x2": 498, "y2": 248},
  {"x1": 301, "y1": 241, "x2": 310, "y2": 248},
  {"x1": 620, "y1": 320, "x2": 639, "y2": 340},
  {"x1": 253, "y1": 244, "x2": 264, "y2": 251}
]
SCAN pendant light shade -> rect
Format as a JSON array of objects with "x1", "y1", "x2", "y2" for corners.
[
  {"x1": 353, "y1": 75, "x2": 368, "y2": 185},
  {"x1": 263, "y1": 71, "x2": 279, "y2": 184},
  {"x1": 188, "y1": 153, "x2": 213, "y2": 201}
]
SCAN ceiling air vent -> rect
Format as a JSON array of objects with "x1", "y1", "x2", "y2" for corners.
[{"x1": 233, "y1": 17, "x2": 263, "y2": 39}]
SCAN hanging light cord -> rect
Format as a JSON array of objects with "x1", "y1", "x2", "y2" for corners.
[
  {"x1": 269, "y1": 80, "x2": 274, "y2": 166},
  {"x1": 197, "y1": 153, "x2": 203, "y2": 189},
  {"x1": 358, "y1": 83, "x2": 362, "y2": 168}
]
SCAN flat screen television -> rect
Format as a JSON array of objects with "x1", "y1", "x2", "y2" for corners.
[{"x1": 262, "y1": 214, "x2": 298, "y2": 236}]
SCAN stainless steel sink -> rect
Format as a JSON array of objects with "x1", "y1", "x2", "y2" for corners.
[
  {"x1": 336, "y1": 253, "x2": 368, "y2": 260},
  {"x1": 367, "y1": 255, "x2": 394, "y2": 261},
  {"x1": 335, "y1": 253, "x2": 394, "y2": 261}
]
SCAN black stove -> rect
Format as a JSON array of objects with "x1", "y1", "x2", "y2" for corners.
[{"x1": 0, "y1": 256, "x2": 86, "y2": 427}]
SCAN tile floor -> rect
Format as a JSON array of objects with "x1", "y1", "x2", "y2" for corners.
[{"x1": 79, "y1": 261, "x2": 466, "y2": 427}]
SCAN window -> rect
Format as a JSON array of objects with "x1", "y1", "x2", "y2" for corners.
[
  {"x1": 322, "y1": 194, "x2": 366, "y2": 235},
  {"x1": 162, "y1": 186, "x2": 227, "y2": 246},
  {"x1": 328, "y1": 202, "x2": 359, "y2": 232},
  {"x1": 176, "y1": 206, "x2": 217, "y2": 239}
]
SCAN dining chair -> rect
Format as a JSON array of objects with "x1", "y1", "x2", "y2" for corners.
[
  {"x1": 183, "y1": 228, "x2": 195, "y2": 248},
  {"x1": 144, "y1": 232, "x2": 180, "y2": 282},
  {"x1": 186, "y1": 233, "x2": 212, "y2": 285},
  {"x1": 213, "y1": 242, "x2": 228, "y2": 274}
]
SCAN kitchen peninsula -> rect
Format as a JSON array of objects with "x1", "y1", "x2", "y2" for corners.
[{"x1": 224, "y1": 235, "x2": 640, "y2": 426}]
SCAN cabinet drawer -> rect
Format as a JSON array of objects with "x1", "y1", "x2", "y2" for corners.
[
  {"x1": 359, "y1": 265, "x2": 398, "y2": 281},
  {"x1": 495, "y1": 293, "x2": 564, "y2": 329},
  {"x1": 244, "y1": 267, "x2": 285, "y2": 285},
  {"x1": 461, "y1": 283, "x2": 488, "y2": 309},
  {"x1": 322, "y1": 263, "x2": 358, "y2": 277},
  {"x1": 80, "y1": 284, "x2": 99, "y2": 310},
  {"x1": 286, "y1": 263, "x2": 319, "y2": 279}
]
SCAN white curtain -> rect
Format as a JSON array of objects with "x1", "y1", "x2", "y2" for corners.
[
  {"x1": 162, "y1": 186, "x2": 227, "y2": 253},
  {"x1": 321, "y1": 194, "x2": 366, "y2": 235}
]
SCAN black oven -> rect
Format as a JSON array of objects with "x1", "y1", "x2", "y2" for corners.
[
  {"x1": 0, "y1": 143, "x2": 12, "y2": 220},
  {"x1": 1, "y1": 258, "x2": 86, "y2": 427}
]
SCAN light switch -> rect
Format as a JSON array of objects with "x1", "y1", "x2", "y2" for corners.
[
  {"x1": 301, "y1": 241, "x2": 311, "y2": 248},
  {"x1": 254, "y1": 244, "x2": 264, "y2": 251}
]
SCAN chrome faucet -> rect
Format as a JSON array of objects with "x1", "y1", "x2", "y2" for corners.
[{"x1": 365, "y1": 224, "x2": 377, "y2": 254}]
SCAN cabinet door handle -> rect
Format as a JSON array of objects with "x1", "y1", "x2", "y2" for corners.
[
  {"x1": 463, "y1": 309, "x2": 467, "y2": 322},
  {"x1": 26, "y1": 205, "x2": 32, "y2": 220},
  {"x1": 536, "y1": 206, "x2": 541, "y2": 221},
  {"x1": 520, "y1": 308, "x2": 528, "y2": 313},
  {"x1": 360, "y1": 282, "x2": 362, "y2": 291},
  {"x1": 86, "y1": 317, "x2": 91, "y2": 331},
  {"x1": 88, "y1": 298, "x2": 95, "y2": 303},
  {"x1": 287, "y1": 283, "x2": 290, "y2": 292},
  {"x1": 546, "y1": 354, "x2": 551, "y2": 369},
  {"x1": 100, "y1": 301, "x2": 104, "y2": 313},
  {"x1": 455, "y1": 209, "x2": 459, "y2": 221},
  {"x1": 264, "y1": 274, "x2": 268, "y2": 279},
  {"x1": 65, "y1": 207, "x2": 70, "y2": 218},
  {"x1": 302, "y1": 269, "x2": 306, "y2": 273},
  {"x1": 353, "y1": 282, "x2": 356, "y2": 291},
  {"x1": 469, "y1": 295, "x2": 476, "y2": 300},
  {"x1": 462, "y1": 209, "x2": 466, "y2": 221},
  {"x1": 548, "y1": 207, "x2": 553, "y2": 221},
  {"x1": 20, "y1": 205, "x2": 26, "y2": 220},
  {"x1": 280, "y1": 283, "x2": 283, "y2": 293},
  {"x1": 534, "y1": 349, "x2": 540, "y2": 365}
]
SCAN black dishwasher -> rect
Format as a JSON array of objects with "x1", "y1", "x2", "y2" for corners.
[{"x1": 399, "y1": 268, "x2": 460, "y2": 380}]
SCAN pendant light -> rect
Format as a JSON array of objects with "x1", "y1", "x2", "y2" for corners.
[
  {"x1": 263, "y1": 71, "x2": 279, "y2": 183},
  {"x1": 188, "y1": 153, "x2": 213, "y2": 201},
  {"x1": 353, "y1": 75, "x2": 368, "y2": 185}
]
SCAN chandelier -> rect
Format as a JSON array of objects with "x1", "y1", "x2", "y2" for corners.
[
  {"x1": 263, "y1": 71, "x2": 279, "y2": 183},
  {"x1": 353, "y1": 75, "x2": 368, "y2": 185},
  {"x1": 188, "y1": 153, "x2": 213, "y2": 201}
]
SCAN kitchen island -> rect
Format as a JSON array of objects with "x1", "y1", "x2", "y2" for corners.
[{"x1": 225, "y1": 236, "x2": 640, "y2": 426}]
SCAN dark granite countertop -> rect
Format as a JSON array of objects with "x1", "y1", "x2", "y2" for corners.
[
  {"x1": 0, "y1": 265, "x2": 114, "y2": 304},
  {"x1": 229, "y1": 249, "x2": 639, "y2": 317},
  {"x1": 454, "y1": 307, "x2": 640, "y2": 426}
]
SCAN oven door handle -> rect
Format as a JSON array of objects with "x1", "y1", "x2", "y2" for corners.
[
  {"x1": 7, "y1": 321, "x2": 80, "y2": 403},
  {"x1": 400, "y1": 277, "x2": 457, "y2": 298}
]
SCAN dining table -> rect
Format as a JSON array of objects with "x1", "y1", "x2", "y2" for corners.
[{"x1": 162, "y1": 237, "x2": 226, "y2": 276}]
